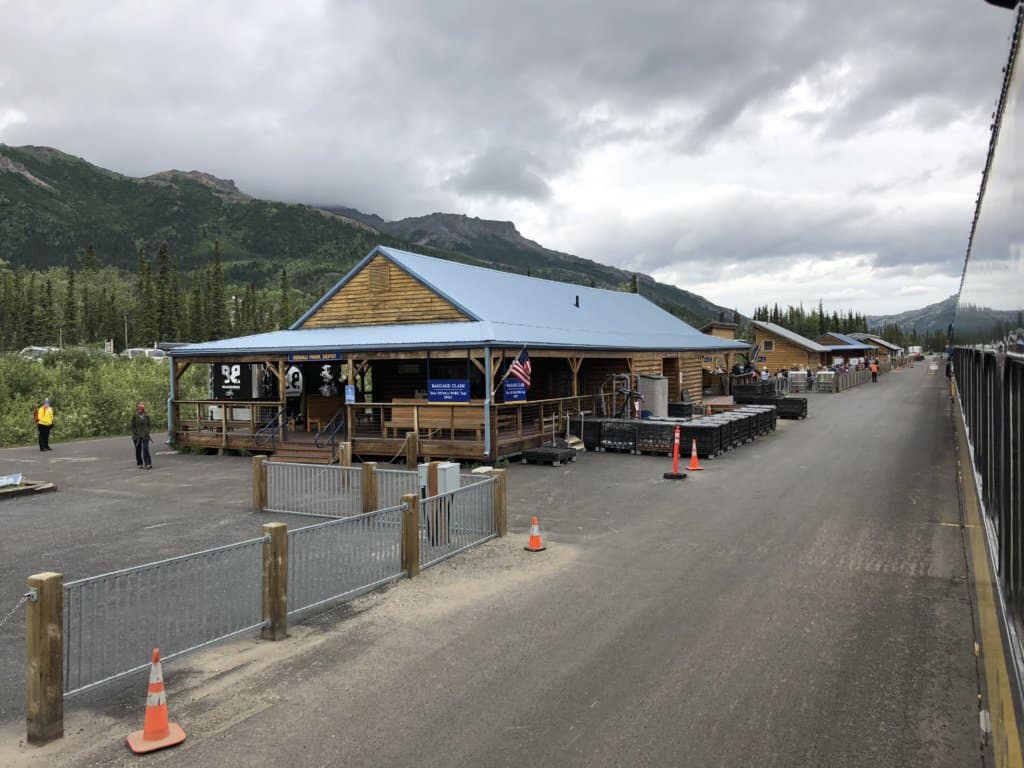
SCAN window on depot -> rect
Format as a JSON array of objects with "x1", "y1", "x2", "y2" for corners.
[{"x1": 764, "y1": 340, "x2": 775, "y2": 352}]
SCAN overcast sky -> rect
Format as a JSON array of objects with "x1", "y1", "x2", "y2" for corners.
[{"x1": 0, "y1": 0, "x2": 1017, "y2": 315}]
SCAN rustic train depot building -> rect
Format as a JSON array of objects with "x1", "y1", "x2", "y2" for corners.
[{"x1": 169, "y1": 246, "x2": 748, "y2": 463}]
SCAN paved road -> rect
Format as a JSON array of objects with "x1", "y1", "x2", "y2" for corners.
[{"x1": 2, "y1": 367, "x2": 985, "y2": 766}]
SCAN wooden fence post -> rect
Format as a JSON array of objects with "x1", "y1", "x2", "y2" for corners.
[
  {"x1": 261, "y1": 523, "x2": 288, "y2": 641},
  {"x1": 361, "y1": 461, "x2": 378, "y2": 513},
  {"x1": 338, "y1": 442, "x2": 353, "y2": 467},
  {"x1": 26, "y1": 571, "x2": 63, "y2": 745},
  {"x1": 405, "y1": 431, "x2": 419, "y2": 468},
  {"x1": 252, "y1": 455, "x2": 268, "y2": 512},
  {"x1": 427, "y1": 461, "x2": 441, "y2": 497},
  {"x1": 401, "y1": 493, "x2": 420, "y2": 578},
  {"x1": 489, "y1": 469, "x2": 507, "y2": 537}
]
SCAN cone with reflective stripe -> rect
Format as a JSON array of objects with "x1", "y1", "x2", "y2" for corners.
[
  {"x1": 687, "y1": 439, "x2": 704, "y2": 471},
  {"x1": 126, "y1": 648, "x2": 186, "y2": 754},
  {"x1": 524, "y1": 516, "x2": 546, "y2": 552}
]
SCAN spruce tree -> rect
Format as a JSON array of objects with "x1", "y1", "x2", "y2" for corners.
[
  {"x1": 136, "y1": 250, "x2": 155, "y2": 346},
  {"x1": 210, "y1": 241, "x2": 228, "y2": 339},
  {"x1": 278, "y1": 267, "x2": 292, "y2": 330},
  {"x1": 63, "y1": 270, "x2": 79, "y2": 345},
  {"x1": 154, "y1": 242, "x2": 171, "y2": 342},
  {"x1": 188, "y1": 274, "x2": 204, "y2": 341},
  {"x1": 41, "y1": 274, "x2": 55, "y2": 344}
]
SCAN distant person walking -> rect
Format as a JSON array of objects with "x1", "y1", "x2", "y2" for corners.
[
  {"x1": 870, "y1": 360, "x2": 879, "y2": 383},
  {"x1": 34, "y1": 398, "x2": 54, "y2": 451},
  {"x1": 131, "y1": 401, "x2": 153, "y2": 469}
]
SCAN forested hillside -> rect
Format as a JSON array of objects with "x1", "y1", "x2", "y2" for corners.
[{"x1": 0, "y1": 144, "x2": 738, "y2": 351}]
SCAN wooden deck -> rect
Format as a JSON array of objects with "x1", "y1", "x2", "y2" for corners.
[{"x1": 172, "y1": 395, "x2": 596, "y2": 462}]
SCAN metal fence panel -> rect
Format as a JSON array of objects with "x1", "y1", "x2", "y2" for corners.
[
  {"x1": 420, "y1": 478, "x2": 496, "y2": 569},
  {"x1": 287, "y1": 505, "x2": 405, "y2": 617},
  {"x1": 375, "y1": 468, "x2": 420, "y2": 508},
  {"x1": 266, "y1": 461, "x2": 363, "y2": 518},
  {"x1": 63, "y1": 537, "x2": 266, "y2": 696}
]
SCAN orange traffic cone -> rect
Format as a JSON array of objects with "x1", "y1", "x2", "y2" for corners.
[
  {"x1": 126, "y1": 649, "x2": 186, "y2": 754},
  {"x1": 687, "y1": 439, "x2": 704, "y2": 471},
  {"x1": 524, "y1": 516, "x2": 546, "y2": 552}
]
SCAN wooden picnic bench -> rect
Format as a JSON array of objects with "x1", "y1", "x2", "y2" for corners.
[{"x1": 385, "y1": 399, "x2": 487, "y2": 439}]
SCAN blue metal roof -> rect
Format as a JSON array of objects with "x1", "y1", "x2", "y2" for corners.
[
  {"x1": 177, "y1": 246, "x2": 749, "y2": 357},
  {"x1": 751, "y1": 321, "x2": 829, "y2": 352},
  {"x1": 849, "y1": 332, "x2": 903, "y2": 352},
  {"x1": 818, "y1": 332, "x2": 876, "y2": 352}
]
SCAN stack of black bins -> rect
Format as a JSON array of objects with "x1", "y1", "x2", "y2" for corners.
[
  {"x1": 734, "y1": 404, "x2": 778, "y2": 435},
  {"x1": 598, "y1": 419, "x2": 637, "y2": 453},
  {"x1": 667, "y1": 401, "x2": 694, "y2": 418},
  {"x1": 568, "y1": 408, "x2": 781, "y2": 460},
  {"x1": 733, "y1": 387, "x2": 807, "y2": 421},
  {"x1": 732, "y1": 381, "x2": 777, "y2": 398},
  {"x1": 776, "y1": 397, "x2": 807, "y2": 419}
]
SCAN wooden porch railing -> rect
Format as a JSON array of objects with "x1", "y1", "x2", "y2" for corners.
[{"x1": 174, "y1": 395, "x2": 599, "y2": 458}]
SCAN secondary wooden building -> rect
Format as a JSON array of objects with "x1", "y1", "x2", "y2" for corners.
[
  {"x1": 170, "y1": 246, "x2": 748, "y2": 462},
  {"x1": 849, "y1": 332, "x2": 902, "y2": 361},
  {"x1": 816, "y1": 332, "x2": 877, "y2": 365},
  {"x1": 750, "y1": 321, "x2": 828, "y2": 372}
]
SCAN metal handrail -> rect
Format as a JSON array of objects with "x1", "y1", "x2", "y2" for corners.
[
  {"x1": 254, "y1": 409, "x2": 285, "y2": 450},
  {"x1": 314, "y1": 407, "x2": 348, "y2": 450}
]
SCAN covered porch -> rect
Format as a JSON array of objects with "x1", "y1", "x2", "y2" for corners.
[{"x1": 170, "y1": 347, "x2": 658, "y2": 462}]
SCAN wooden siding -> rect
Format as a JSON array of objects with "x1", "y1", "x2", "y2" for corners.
[
  {"x1": 300, "y1": 255, "x2": 471, "y2": 328},
  {"x1": 707, "y1": 326, "x2": 736, "y2": 340},
  {"x1": 753, "y1": 329, "x2": 821, "y2": 371},
  {"x1": 632, "y1": 352, "x2": 663, "y2": 377}
]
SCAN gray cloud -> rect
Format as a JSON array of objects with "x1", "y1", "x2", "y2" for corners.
[
  {"x1": 0, "y1": 0, "x2": 1016, "y2": 312},
  {"x1": 443, "y1": 146, "x2": 552, "y2": 201}
]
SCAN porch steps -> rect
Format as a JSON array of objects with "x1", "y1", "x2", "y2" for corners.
[{"x1": 271, "y1": 442, "x2": 337, "y2": 465}]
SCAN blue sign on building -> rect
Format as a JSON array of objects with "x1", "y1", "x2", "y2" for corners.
[
  {"x1": 503, "y1": 379, "x2": 527, "y2": 402},
  {"x1": 345, "y1": 384, "x2": 357, "y2": 403},
  {"x1": 427, "y1": 379, "x2": 470, "y2": 403}
]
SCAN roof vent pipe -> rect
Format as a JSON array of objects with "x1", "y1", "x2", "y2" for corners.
[{"x1": 575, "y1": 295, "x2": 580, "y2": 308}]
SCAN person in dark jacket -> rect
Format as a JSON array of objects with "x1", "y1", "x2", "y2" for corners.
[{"x1": 131, "y1": 401, "x2": 153, "y2": 469}]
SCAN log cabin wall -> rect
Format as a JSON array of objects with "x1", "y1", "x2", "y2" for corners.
[
  {"x1": 632, "y1": 352, "x2": 663, "y2": 377},
  {"x1": 752, "y1": 329, "x2": 818, "y2": 371},
  {"x1": 300, "y1": 255, "x2": 471, "y2": 328}
]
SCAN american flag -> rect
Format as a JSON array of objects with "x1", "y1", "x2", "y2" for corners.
[{"x1": 509, "y1": 348, "x2": 531, "y2": 387}]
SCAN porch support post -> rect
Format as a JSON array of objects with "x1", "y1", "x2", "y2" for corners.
[
  {"x1": 167, "y1": 357, "x2": 177, "y2": 446},
  {"x1": 346, "y1": 357, "x2": 356, "y2": 442},
  {"x1": 568, "y1": 357, "x2": 582, "y2": 398},
  {"x1": 277, "y1": 359, "x2": 286, "y2": 443},
  {"x1": 483, "y1": 346, "x2": 492, "y2": 458}
]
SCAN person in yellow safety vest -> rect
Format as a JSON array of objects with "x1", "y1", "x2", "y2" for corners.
[
  {"x1": 870, "y1": 360, "x2": 879, "y2": 383},
  {"x1": 35, "y1": 398, "x2": 54, "y2": 451}
]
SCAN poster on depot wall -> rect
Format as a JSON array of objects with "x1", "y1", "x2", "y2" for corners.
[
  {"x1": 213, "y1": 362, "x2": 253, "y2": 399},
  {"x1": 427, "y1": 379, "x2": 470, "y2": 402},
  {"x1": 503, "y1": 379, "x2": 527, "y2": 402}
]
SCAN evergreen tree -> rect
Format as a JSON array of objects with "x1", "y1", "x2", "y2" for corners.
[
  {"x1": 187, "y1": 274, "x2": 204, "y2": 341},
  {"x1": 136, "y1": 250, "x2": 155, "y2": 346},
  {"x1": 40, "y1": 278, "x2": 55, "y2": 345},
  {"x1": 277, "y1": 267, "x2": 292, "y2": 330},
  {"x1": 154, "y1": 242, "x2": 172, "y2": 341},
  {"x1": 209, "y1": 241, "x2": 228, "y2": 339},
  {"x1": 63, "y1": 270, "x2": 79, "y2": 345}
]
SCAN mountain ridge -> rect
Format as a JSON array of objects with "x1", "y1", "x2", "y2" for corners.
[{"x1": 0, "y1": 144, "x2": 737, "y2": 326}]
